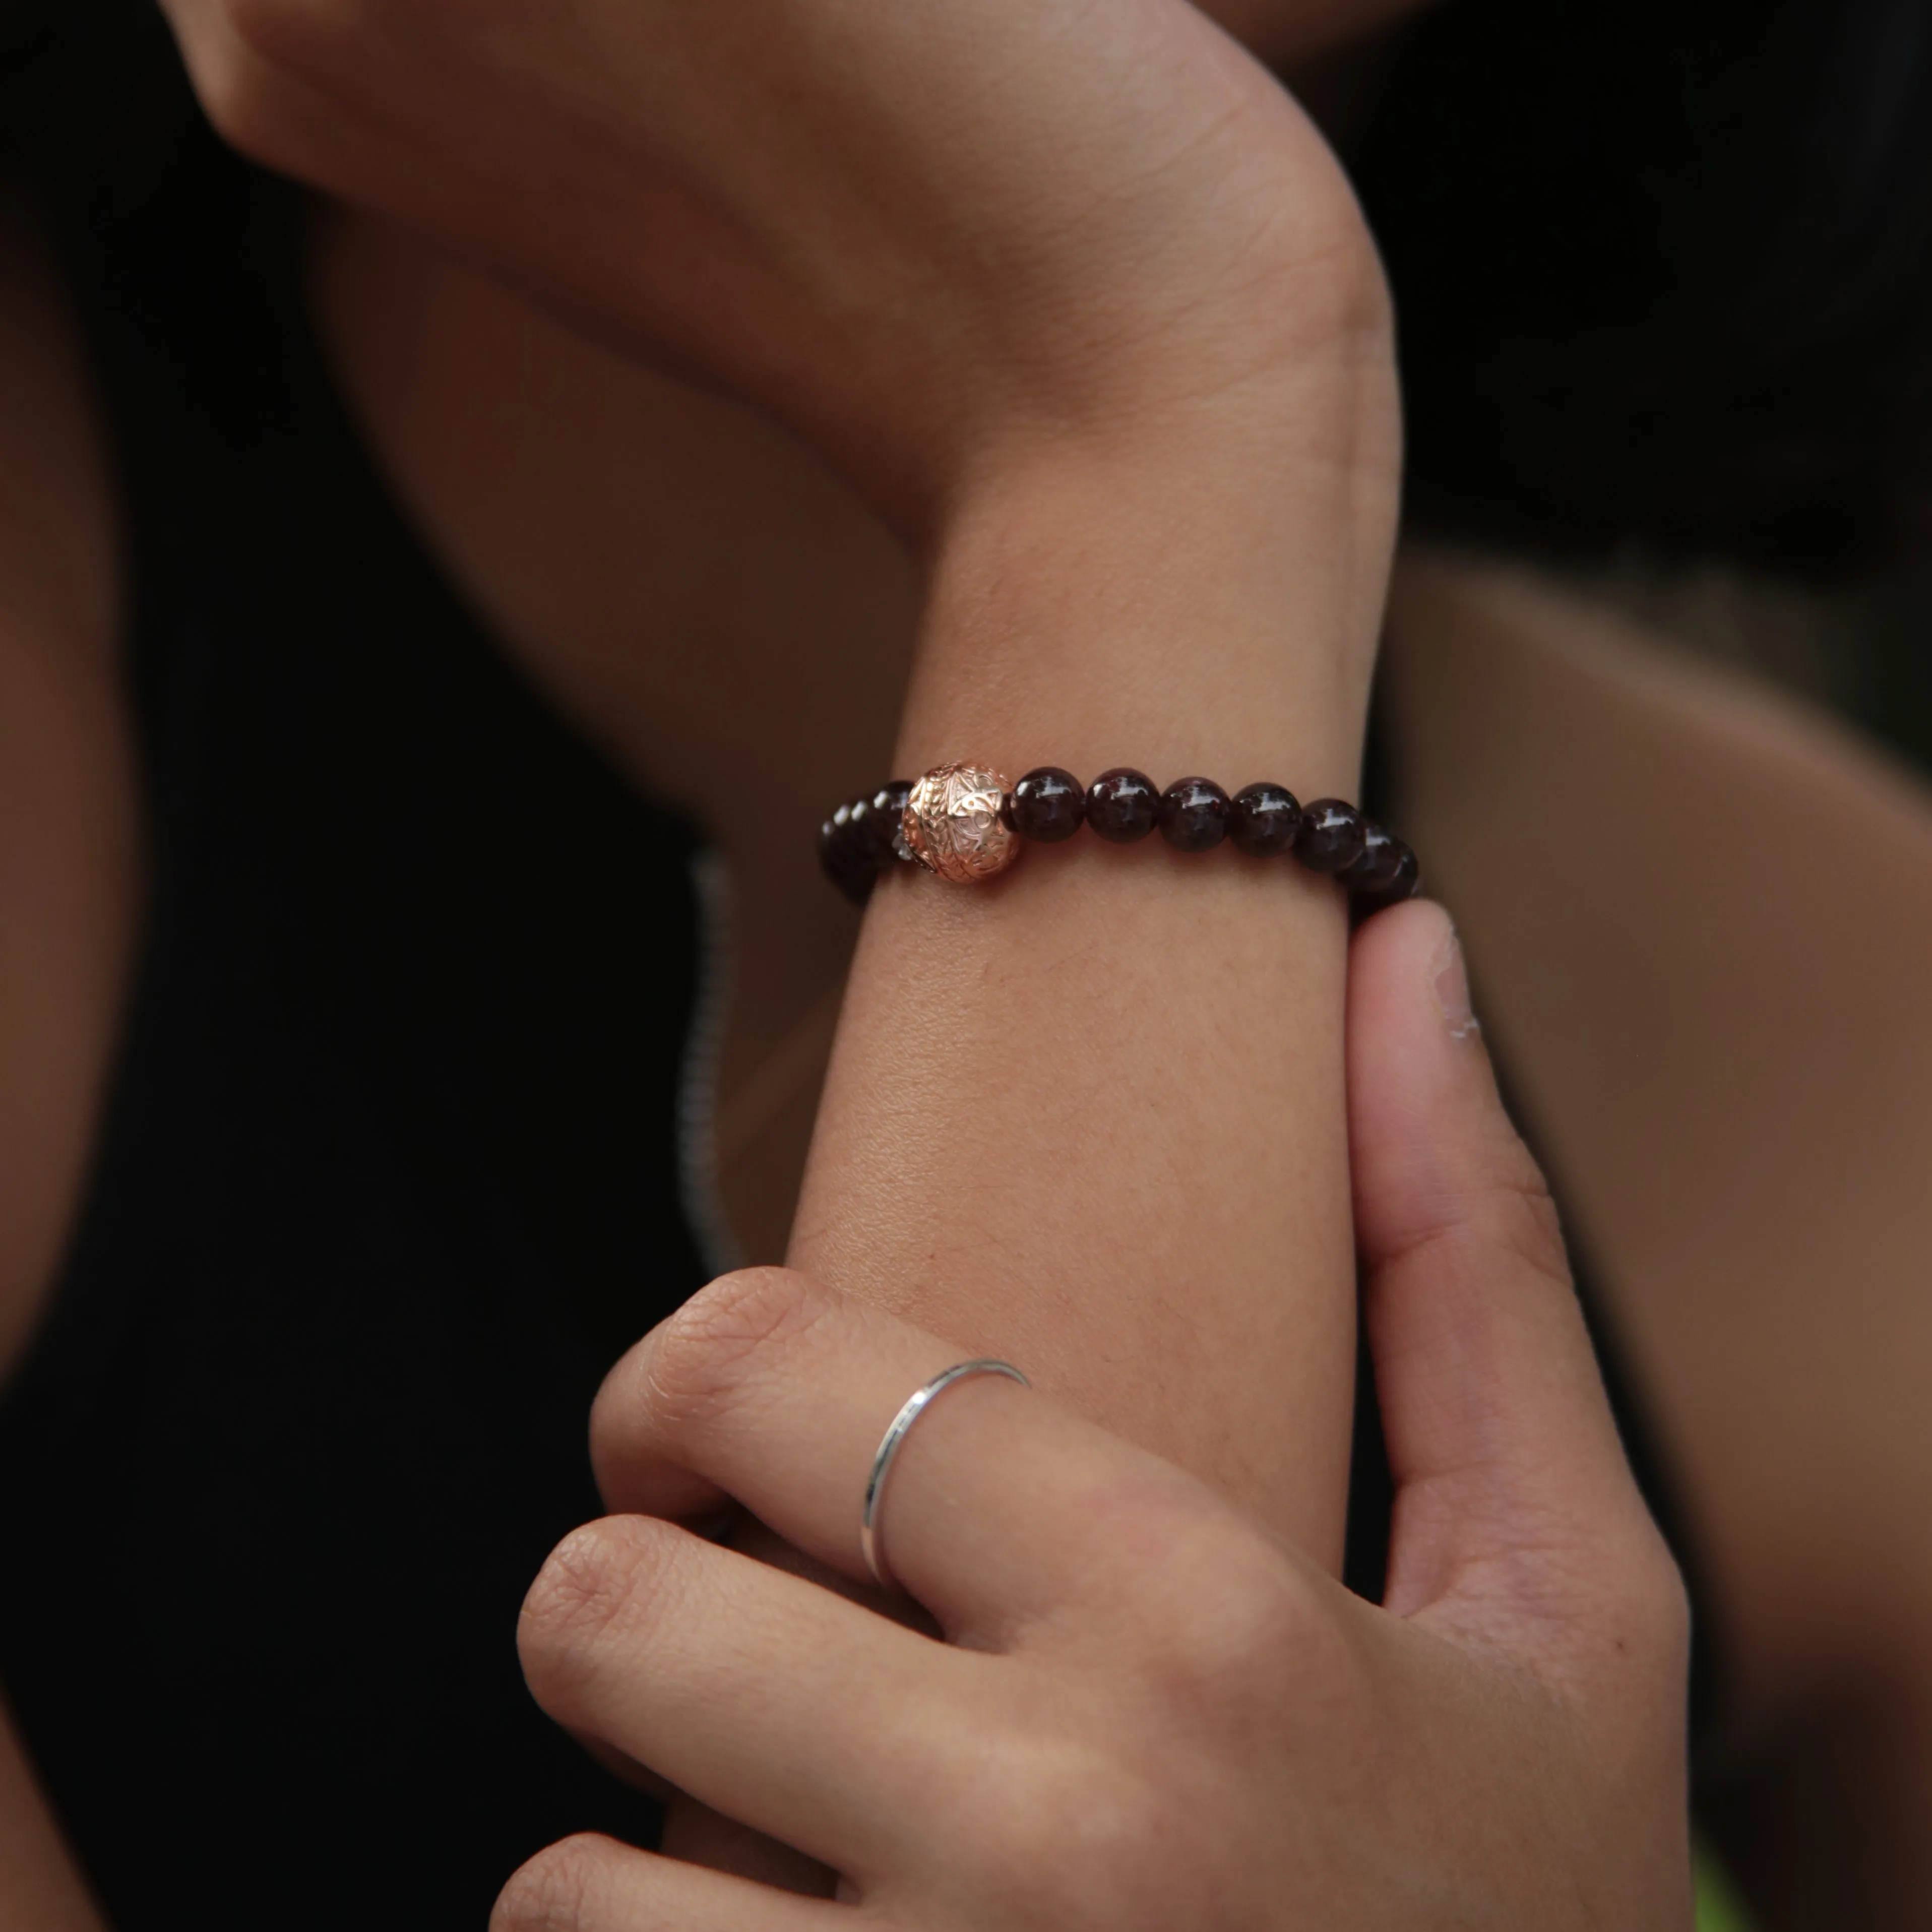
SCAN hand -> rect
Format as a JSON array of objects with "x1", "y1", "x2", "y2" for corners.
[
  {"x1": 498, "y1": 900, "x2": 1693, "y2": 1929},
  {"x1": 157, "y1": 0, "x2": 1392, "y2": 546}
]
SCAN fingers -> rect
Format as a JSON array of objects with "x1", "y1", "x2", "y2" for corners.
[
  {"x1": 590, "y1": 1267, "x2": 1235, "y2": 1643},
  {"x1": 1346, "y1": 901, "x2": 1671, "y2": 1628},
  {"x1": 517, "y1": 1513, "x2": 970, "y2": 1872},
  {"x1": 494, "y1": 1833, "x2": 845, "y2": 1931},
  {"x1": 657, "y1": 1798, "x2": 839, "y2": 1898}
]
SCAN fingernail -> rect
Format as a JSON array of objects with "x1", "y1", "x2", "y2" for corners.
[{"x1": 1432, "y1": 922, "x2": 1480, "y2": 1042}]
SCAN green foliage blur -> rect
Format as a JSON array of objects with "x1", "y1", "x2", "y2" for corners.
[{"x1": 1696, "y1": 1846, "x2": 1754, "y2": 1932}]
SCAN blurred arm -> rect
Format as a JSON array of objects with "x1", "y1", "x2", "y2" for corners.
[{"x1": 1385, "y1": 549, "x2": 1932, "y2": 1922}]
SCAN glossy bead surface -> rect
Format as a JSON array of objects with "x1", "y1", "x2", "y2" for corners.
[
  {"x1": 1345, "y1": 823, "x2": 1405, "y2": 895},
  {"x1": 1008, "y1": 766, "x2": 1087, "y2": 843},
  {"x1": 819, "y1": 798, "x2": 878, "y2": 905},
  {"x1": 1086, "y1": 768, "x2": 1160, "y2": 843},
  {"x1": 1227, "y1": 782, "x2": 1301, "y2": 857},
  {"x1": 1294, "y1": 798, "x2": 1368, "y2": 874},
  {"x1": 1352, "y1": 842, "x2": 1419, "y2": 916},
  {"x1": 862, "y1": 780, "x2": 914, "y2": 862},
  {"x1": 1158, "y1": 776, "x2": 1229, "y2": 851}
]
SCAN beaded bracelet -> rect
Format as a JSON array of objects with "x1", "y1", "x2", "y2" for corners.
[{"x1": 819, "y1": 763, "x2": 1420, "y2": 916}]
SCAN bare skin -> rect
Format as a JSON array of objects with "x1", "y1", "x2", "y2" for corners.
[{"x1": 0, "y1": 2, "x2": 1928, "y2": 1926}]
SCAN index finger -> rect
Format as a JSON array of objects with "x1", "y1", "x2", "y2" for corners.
[{"x1": 590, "y1": 1267, "x2": 1235, "y2": 1646}]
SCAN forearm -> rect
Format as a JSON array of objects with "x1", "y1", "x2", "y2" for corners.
[
  {"x1": 791, "y1": 407, "x2": 1394, "y2": 1564},
  {"x1": 160, "y1": 0, "x2": 1396, "y2": 1560}
]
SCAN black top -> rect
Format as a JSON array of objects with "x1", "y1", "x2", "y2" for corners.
[{"x1": 0, "y1": 91, "x2": 710, "y2": 1929}]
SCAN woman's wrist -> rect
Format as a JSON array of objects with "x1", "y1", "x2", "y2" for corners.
[
  {"x1": 789, "y1": 427, "x2": 1392, "y2": 1565},
  {"x1": 901, "y1": 402, "x2": 1398, "y2": 794}
]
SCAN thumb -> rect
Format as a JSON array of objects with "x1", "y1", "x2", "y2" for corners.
[{"x1": 1346, "y1": 900, "x2": 1660, "y2": 1637}]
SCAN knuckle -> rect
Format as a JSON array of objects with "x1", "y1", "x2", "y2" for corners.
[
  {"x1": 1307, "y1": 207, "x2": 1395, "y2": 345},
  {"x1": 1612, "y1": 1521, "x2": 1693, "y2": 1671},
  {"x1": 491, "y1": 1834, "x2": 617, "y2": 1932},
  {"x1": 969, "y1": 1549, "x2": 1354, "y2": 1927},
  {"x1": 1551, "y1": 1522, "x2": 1694, "y2": 1764},
  {"x1": 1136, "y1": 1514, "x2": 1335, "y2": 1714},
  {"x1": 1385, "y1": 1133, "x2": 1576, "y2": 1303},
  {"x1": 1473, "y1": 1150, "x2": 1572, "y2": 1293},
  {"x1": 1294, "y1": 212, "x2": 1394, "y2": 362},
  {"x1": 517, "y1": 1517, "x2": 677, "y2": 1698},
  {"x1": 642, "y1": 1267, "x2": 833, "y2": 1431},
  {"x1": 1533, "y1": 1511, "x2": 1692, "y2": 1712},
  {"x1": 982, "y1": 1753, "x2": 1172, "y2": 1928}
]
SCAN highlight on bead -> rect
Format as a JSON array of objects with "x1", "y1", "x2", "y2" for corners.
[
  {"x1": 1157, "y1": 776, "x2": 1230, "y2": 852},
  {"x1": 818, "y1": 764, "x2": 1420, "y2": 917}
]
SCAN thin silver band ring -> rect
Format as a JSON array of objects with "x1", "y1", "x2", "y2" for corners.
[{"x1": 859, "y1": 1358, "x2": 1030, "y2": 1591}]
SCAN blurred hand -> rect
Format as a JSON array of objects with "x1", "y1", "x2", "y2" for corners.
[
  {"x1": 502, "y1": 900, "x2": 1693, "y2": 1929},
  {"x1": 158, "y1": 0, "x2": 1392, "y2": 543}
]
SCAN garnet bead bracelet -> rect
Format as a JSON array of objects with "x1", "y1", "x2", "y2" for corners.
[{"x1": 820, "y1": 763, "x2": 1419, "y2": 916}]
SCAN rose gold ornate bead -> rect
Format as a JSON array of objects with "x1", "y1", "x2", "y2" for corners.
[{"x1": 902, "y1": 763, "x2": 1018, "y2": 882}]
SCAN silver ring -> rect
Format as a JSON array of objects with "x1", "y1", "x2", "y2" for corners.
[{"x1": 860, "y1": 1359, "x2": 1030, "y2": 1591}]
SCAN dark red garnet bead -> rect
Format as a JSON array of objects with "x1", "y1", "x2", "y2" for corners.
[
  {"x1": 1227, "y1": 782, "x2": 1301, "y2": 857},
  {"x1": 1294, "y1": 798, "x2": 1368, "y2": 874},
  {"x1": 821, "y1": 768, "x2": 1418, "y2": 912},
  {"x1": 1008, "y1": 766, "x2": 1087, "y2": 843},
  {"x1": 1086, "y1": 768, "x2": 1161, "y2": 843},
  {"x1": 1384, "y1": 845, "x2": 1420, "y2": 901},
  {"x1": 819, "y1": 797, "x2": 879, "y2": 905},
  {"x1": 1352, "y1": 840, "x2": 1420, "y2": 915},
  {"x1": 1346, "y1": 823, "x2": 1405, "y2": 895},
  {"x1": 865, "y1": 779, "x2": 914, "y2": 859},
  {"x1": 818, "y1": 779, "x2": 914, "y2": 905},
  {"x1": 1158, "y1": 776, "x2": 1229, "y2": 851}
]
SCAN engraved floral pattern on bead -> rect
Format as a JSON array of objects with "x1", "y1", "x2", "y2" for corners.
[{"x1": 903, "y1": 764, "x2": 1019, "y2": 882}]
